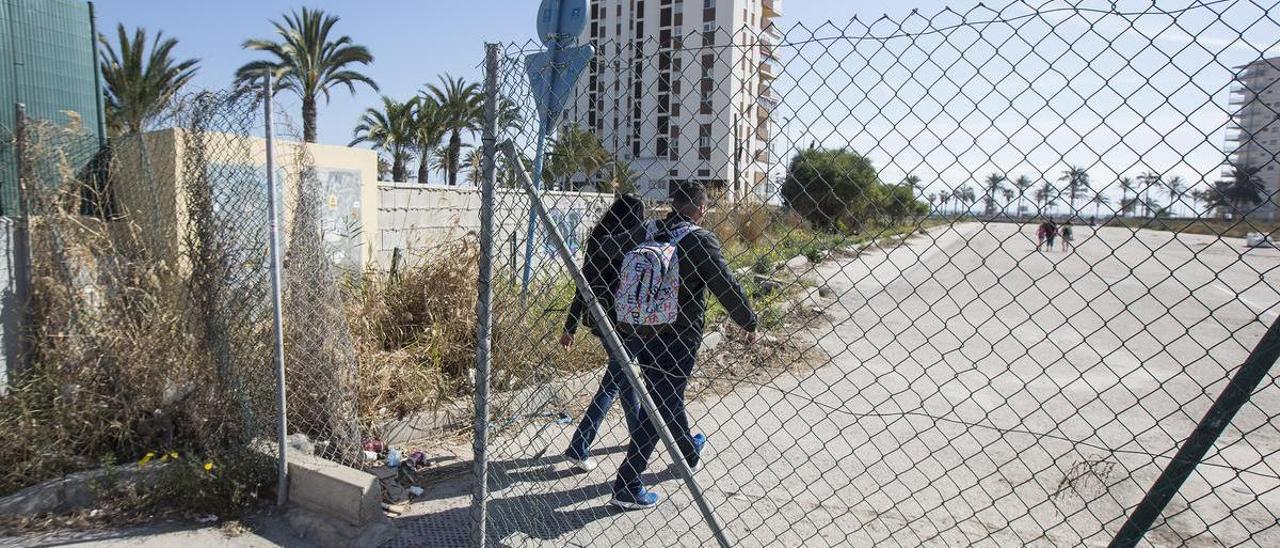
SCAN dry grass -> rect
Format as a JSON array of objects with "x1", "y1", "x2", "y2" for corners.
[
  {"x1": 345, "y1": 240, "x2": 477, "y2": 422},
  {"x1": 0, "y1": 124, "x2": 273, "y2": 509},
  {"x1": 345, "y1": 241, "x2": 607, "y2": 429}
]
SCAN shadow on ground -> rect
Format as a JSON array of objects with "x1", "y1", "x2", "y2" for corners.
[{"x1": 388, "y1": 445, "x2": 682, "y2": 547}]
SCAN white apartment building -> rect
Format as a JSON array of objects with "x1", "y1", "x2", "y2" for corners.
[
  {"x1": 564, "y1": 0, "x2": 783, "y2": 201},
  {"x1": 1225, "y1": 56, "x2": 1280, "y2": 222}
]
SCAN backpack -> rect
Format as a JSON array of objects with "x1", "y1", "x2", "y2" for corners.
[{"x1": 615, "y1": 220, "x2": 697, "y2": 326}]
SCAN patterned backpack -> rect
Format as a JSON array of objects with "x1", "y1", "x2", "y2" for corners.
[{"x1": 615, "y1": 220, "x2": 697, "y2": 326}]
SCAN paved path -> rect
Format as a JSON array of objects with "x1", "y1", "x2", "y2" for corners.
[
  {"x1": 0, "y1": 515, "x2": 312, "y2": 548},
  {"x1": 394, "y1": 222, "x2": 1280, "y2": 548},
  {"x1": 52, "y1": 223, "x2": 1272, "y2": 548}
]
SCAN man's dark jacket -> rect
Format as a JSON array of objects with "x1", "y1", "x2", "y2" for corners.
[{"x1": 564, "y1": 211, "x2": 757, "y2": 339}]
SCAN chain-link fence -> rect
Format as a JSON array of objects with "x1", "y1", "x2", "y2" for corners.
[
  {"x1": 467, "y1": 1, "x2": 1280, "y2": 546},
  {"x1": 0, "y1": 85, "x2": 364, "y2": 503}
]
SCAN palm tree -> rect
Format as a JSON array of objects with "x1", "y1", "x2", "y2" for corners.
[
  {"x1": 409, "y1": 96, "x2": 447, "y2": 184},
  {"x1": 234, "y1": 7, "x2": 377, "y2": 143},
  {"x1": 1212, "y1": 163, "x2": 1266, "y2": 217},
  {"x1": 1001, "y1": 188, "x2": 1015, "y2": 214},
  {"x1": 425, "y1": 74, "x2": 482, "y2": 185},
  {"x1": 1013, "y1": 175, "x2": 1034, "y2": 218},
  {"x1": 1090, "y1": 191, "x2": 1112, "y2": 219},
  {"x1": 904, "y1": 174, "x2": 923, "y2": 197},
  {"x1": 1035, "y1": 181, "x2": 1058, "y2": 213},
  {"x1": 610, "y1": 159, "x2": 641, "y2": 194},
  {"x1": 465, "y1": 147, "x2": 484, "y2": 186},
  {"x1": 1058, "y1": 165, "x2": 1090, "y2": 218},
  {"x1": 1165, "y1": 176, "x2": 1186, "y2": 217},
  {"x1": 546, "y1": 124, "x2": 609, "y2": 190},
  {"x1": 1118, "y1": 176, "x2": 1137, "y2": 218},
  {"x1": 98, "y1": 24, "x2": 200, "y2": 136},
  {"x1": 982, "y1": 173, "x2": 1007, "y2": 216},
  {"x1": 376, "y1": 156, "x2": 391, "y2": 181},
  {"x1": 350, "y1": 96, "x2": 416, "y2": 182},
  {"x1": 958, "y1": 186, "x2": 977, "y2": 214},
  {"x1": 1137, "y1": 171, "x2": 1161, "y2": 217}
]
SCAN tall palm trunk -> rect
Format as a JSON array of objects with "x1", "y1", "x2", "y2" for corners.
[
  {"x1": 391, "y1": 150, "x2": 406, "y2": 182},
  {"x1": 417, "y1": 150, "x2": 431, "y2": 184},
  {"x1": 302, "y1": 94, "x2": 318, "y2": 143},
  {"x1": 448, "y1": 130, "x2": 462, "y2": 185}
]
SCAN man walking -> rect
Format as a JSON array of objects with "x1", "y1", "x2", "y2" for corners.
[{"x1": 609, "y1": 181, "x2": 758, "y2": 510}]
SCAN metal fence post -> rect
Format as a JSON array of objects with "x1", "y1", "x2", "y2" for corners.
[
  {"x1": 263, "y1": 71, "x2": 290, "y2": 508},
  {"x1": 472, "y1": 42, "x2": 500, "y2": 548},
  {"x1": 498, "y1": 140, "x2": 734, "y2": 548},
  {"x1": 1109, "y1": 314, "x2": 1280, "y2": 547},
  {"x1": 7, "y1": 103, "x2": 31, "y2": 385}
]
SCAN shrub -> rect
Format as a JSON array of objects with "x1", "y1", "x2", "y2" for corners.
[{"x1": 782, "y1": 148, "x2": 879, "y2": 231}]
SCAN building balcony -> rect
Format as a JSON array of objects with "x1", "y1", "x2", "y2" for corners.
[
  {"x1": 760, "y1": 28, "x2": 778, "y2": 48},
  {"x1": 756, "y1": 124, "x2": 771, "y2": 142},
  {"x1": 755, "y1": 148, "x2": 770, "y2": 163},
  {"x1": 763, "y1": 0, "x2": 783, "y2": 18},
  {"x1": 762, "y1": 42, "x2": 780, "y2": 62},
  {"x1": 759, "y1": 61, "x2": 777, "y2": 80},
  {"x1": 759, "y1": 92, "x2": 779, "y2": 111}
]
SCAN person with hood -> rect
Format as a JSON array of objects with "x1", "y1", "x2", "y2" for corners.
[{"x1": 560, "y1": 194, "x2": 647, "y2": 473}]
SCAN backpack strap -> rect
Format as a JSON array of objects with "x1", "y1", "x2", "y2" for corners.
[
  {"x1": 643, "y1": 220, "x2": 659, "y2": 241},
  {"x1": 667, "y1": 223, "x2": 699, "y2": 245}
]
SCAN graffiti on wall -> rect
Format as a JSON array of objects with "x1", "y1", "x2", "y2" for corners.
[
  {"x1": 542, "y1": 207, "x2": 585, "y2": 255},
  {"x1": 317, "y1": 167, "x2": 364, "y2": 270}
]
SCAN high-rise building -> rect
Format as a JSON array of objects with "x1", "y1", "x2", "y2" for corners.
[
  {"x1": 1224, "y1": 57, "x2": 1280, "y2": 222},
  {"x1": 566, "y1": 0, "x2": 782, "y2": 202}
]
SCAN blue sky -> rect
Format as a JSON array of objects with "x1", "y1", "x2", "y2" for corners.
[
  {"x1": 94, "y1": 0, "x2": 893, "y2": 146},
  {"x1": 94, "y1": 1, "x2": 1280, "y2": 215}
]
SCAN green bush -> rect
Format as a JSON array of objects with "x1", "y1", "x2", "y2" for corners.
[
  {"x1": 781, "y1": 148, "x2": 879, "y2": 231},
  {"x1": 781, "y1": 147, "x2": 928, "y2": 231}
]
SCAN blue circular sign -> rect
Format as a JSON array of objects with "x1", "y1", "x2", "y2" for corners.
[{"x1": 537, "y1": 0, "x2": 587, "y2": 48}]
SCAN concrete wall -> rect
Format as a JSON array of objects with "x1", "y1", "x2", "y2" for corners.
[
  {"x1": 112, "y1": 129, "x2": 379, "y2": 270},
  {"x1": 376, "y1": 184, "x2": 614, "y2": 268}
]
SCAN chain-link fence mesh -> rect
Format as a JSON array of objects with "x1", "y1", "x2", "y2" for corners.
[
  {"x1": 469, "y1": 1, "x2": 1280, "y2": 546},
  {"x1": 0, "y1": 86, "x2": 364, "y2": 500}
]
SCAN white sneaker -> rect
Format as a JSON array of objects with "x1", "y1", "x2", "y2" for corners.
[{"x1": 566, "y1": 456, "x2": 597, "y2": 473}]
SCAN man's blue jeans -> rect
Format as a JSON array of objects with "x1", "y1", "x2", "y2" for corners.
[
  {"x1": 612, "y1": 332, "x2": 702, "y2": 496},
  {"x1": 566, "y1": 355, "x2": 641, "y2": 460}
]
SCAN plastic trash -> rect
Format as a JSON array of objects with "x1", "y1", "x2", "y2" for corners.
[
  {"x1": 387, "y1": 447, "x2": 402, "y2": 468},
  {"x1": 408, "y1": 486, "x2": 424, "y2": 497},
  {"x1": 362, "y1": 450, "x2": 377, "y2": 461}
]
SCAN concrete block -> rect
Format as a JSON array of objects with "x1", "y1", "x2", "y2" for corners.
[{"x1": 287, "y1": 453, "x2": 382, "y2": 527}]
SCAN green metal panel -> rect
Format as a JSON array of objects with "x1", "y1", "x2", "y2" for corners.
[{"x1": 0, "y1": 0, "x2": 104, "y2": 216}]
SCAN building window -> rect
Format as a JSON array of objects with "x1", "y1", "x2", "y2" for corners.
[
  {"x1": 704, "y1": 0, "x2": 713, "y2": 8},
  {"x1": 698, "y1": 168, "x2": 711, "y2": 177},
  {"x1": 699, "y1": 124, "x2": 711, "y2": 159}
]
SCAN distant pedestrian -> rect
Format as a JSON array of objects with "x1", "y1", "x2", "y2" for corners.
[
  {"x1": 560, "y1": 194, "x2": 646, "y2": 473},
  {"x1": 1044, "y1": 220, "x2": 1058, "y2": 251},
  {"x1": 1036, "y1": 220, "x2": 1048, "y2": 250},
  {"x1": 1060, "y1": 221, "x2": 1073, "y2": 252}
]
